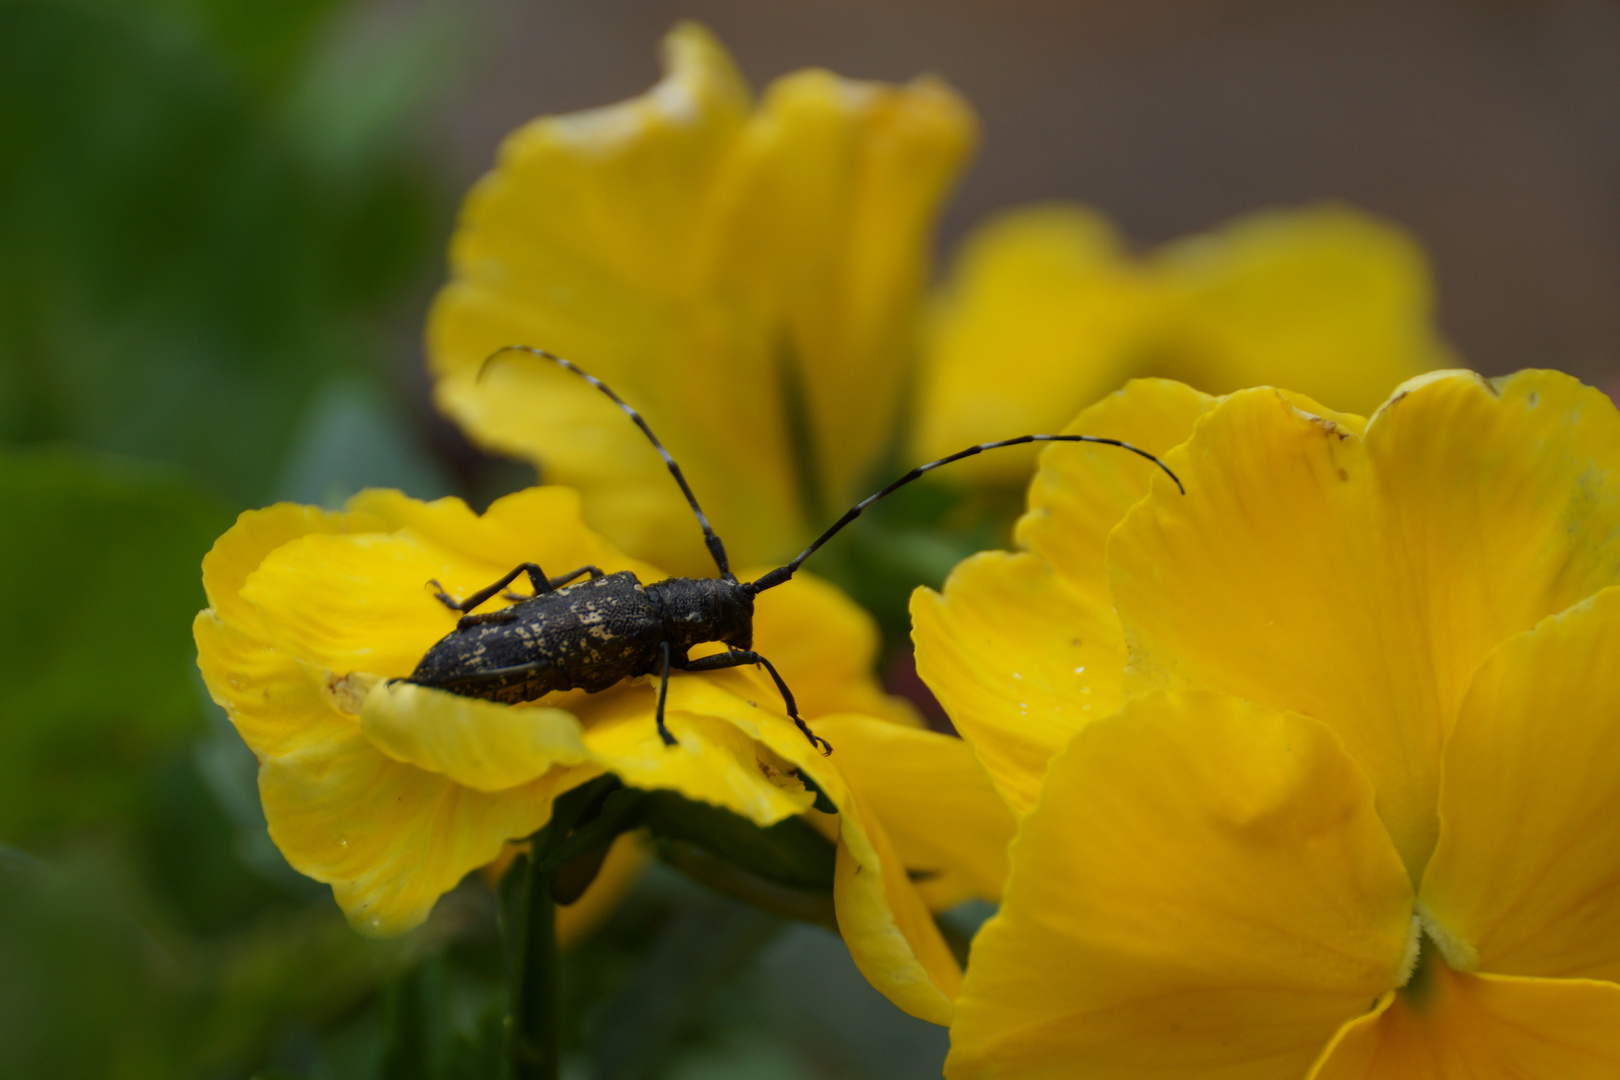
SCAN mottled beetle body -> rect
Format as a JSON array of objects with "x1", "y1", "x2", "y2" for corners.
[
  {"x1": 410, "y1": 572, "x2": 752, "y2": 704},
  {"x1": 404, "y1": 346, "x2": 1182, "y2": 754}
]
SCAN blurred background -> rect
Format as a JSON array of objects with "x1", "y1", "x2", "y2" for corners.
[{"x1": 2, "y1": 1, "x2": 1616, "y2": 1077}]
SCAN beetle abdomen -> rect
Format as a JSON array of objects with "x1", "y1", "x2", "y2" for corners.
[{"x1": 408, "y1": 571, "x2": 663, "y2": 703}]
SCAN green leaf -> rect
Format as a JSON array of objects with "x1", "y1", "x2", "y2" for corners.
[
  {"x1": 640, "y1": 794, "x2": 834, "y2": 895},
  {"x1": 533, "y1": 787, "x2": 647, "y2": 880},
  {"x1": 0, "y1": 448, "x2": 229, "y2": 840}
]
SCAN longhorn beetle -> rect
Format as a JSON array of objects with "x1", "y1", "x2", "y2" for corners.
[{"x1": 407, "y1": 347, "x2": 1183, "y2": 755}]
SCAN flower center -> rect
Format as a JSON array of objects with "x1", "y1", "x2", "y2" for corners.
[{"x1": 1397, "y1": 904, "x2": 1479, "y2": 1009}]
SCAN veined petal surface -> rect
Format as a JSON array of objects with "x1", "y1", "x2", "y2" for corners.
[
  {"x1": 260, "y1": 728, "x2": 570, "y2": 935},
  {"x1": 912, "y1": 379, "x2": 1213, "y2": 813},
  {"x1": 1310, "y1": 968, "x2": 1620, "y2": 1080},
  {"x1": 1109, "y1": 371, "x2": 1620, "y2": 875},
  {"x1": 810, "y1": 715, "x2": 1013, "y2": 909},
  {"x1": 1420, "y1": 585, "x2": 1620, "y2": 983},
  {"x1": 1017, "y1": 377, "x2": 1217, "y2": 600},
  {"x1": 947, "y1": 690, "x2": 1413, "y2": 1080},
  {"x1": 1364, "y1": 369, "x2": 1620, "y2": 734},
  {"x1": 912, "y1": 550, "x2": 1119, "y2": 815},
  {"x1": 362, "y1": 681, "x2": 590, "y2": 793}
]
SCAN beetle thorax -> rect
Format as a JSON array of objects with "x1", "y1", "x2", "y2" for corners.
[{"x1": 645, "y1": 577, "x2": 754, "y2": 652}]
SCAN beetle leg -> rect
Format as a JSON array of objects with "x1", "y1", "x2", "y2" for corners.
[
  {"x1": 546, "y1": 565, "x2": 607, "y2": 590},
  {"x1": 426, "y1": 580, "x2": 462, "y2": 612},
  {"x1": 496, "y1": 565, "x2": 606, "y2": 603},
  {"x1": 674, "y1": 650, "x2": 832, "y2": 755},
  {"x1": 654, "y1": 640, "x2": 678, "y2": 748},
  {"x1": 455, "y1": 609, "x2": 519, "y2": 629},
  {"x1": 430, "y1": 562, "x2": 552, "y2": 613}
]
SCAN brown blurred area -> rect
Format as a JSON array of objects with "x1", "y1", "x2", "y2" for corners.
[{"x1": 417, "y1": 0, "x2": 1620, "y2": 388}]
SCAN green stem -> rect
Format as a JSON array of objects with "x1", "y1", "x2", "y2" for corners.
[
  {"x1": 500, "y1": 776, "x2": 625, "y2": 1080},
  {"x1": 504, "y1": 843, "x2": 561, "y2": 1080}
]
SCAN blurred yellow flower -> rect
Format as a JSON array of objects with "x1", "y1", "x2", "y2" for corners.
[
  {"x1": 914, "y1": 202, "x2": 1455, "y2": 485},
  {"x1": 916, "y1": 371, "x2": 1620, "y2": 1075},
  {"x1": 193, "y1": 485, "x2": 1011, "y2": 1022},
  {"x1": 429, "y1": 23, "x2": 1449, "y2": 573},
  {"x1": 430, "y1": 22, "x2": 974, "y2": 575}
]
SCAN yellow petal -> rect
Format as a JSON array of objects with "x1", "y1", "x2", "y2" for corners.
[
  {"x1": 345, "y1": 487, "x2": 642, "y2": 581},
  {"x1": 361, "y1": 680, "x2": 590, "y2": 793},
  {"x1": 1017, "y1": 377, "x2": 1218, "y2": 601},
  {"x1": 834, "y1": 786, "x2": 961, "y2": 1025},
  {"x1": 579, "y1": 676, "x2": 816, "y2": 827},
  {"x1": 1365, "y1": 369, "x2": 1620, "y2": 717},
  {"x1": 201, "y1": 502, "x2": 376, "y2": 631},
  {"x1": 1309, "y1": 968, "x2": 1620, "y2": 1079},
  {"x1": 810, "y1": 715, "x2": 1013, "y2": 908},
  {"x1": 430, "y1": 23, "x2": 974, "y2": 572},
  {"x1": 946, "y1": 690, "x2": 1413, "y2": 1080},
  {"x1": 242, "y1": 531, "x2": 488, "y2": 681},
  {"x1": 712, "y1": 68, "x2": 976, "y2": 518},
  {"x1": 260, "y1": 727, "x2": 572, "y2": 935},
  {"x1": 913, "y1": 204, "x2": 1159, "y2": 483},
  {"x1": 1110, "y1": 372, "x2": 1620, "y2": 876},
  {"x1": 912, "y1": 204, "x2": 1444, "y2": 490},
  {"x1": 912, "y1": 379, "x2": 1213, "y2": 814},
  {"x1": 1149, "y1": 203, "x2": 1452, "y2": 414},
  {"x1": 193, "y1": 609, "x2": 355, "y2": 759},
  {"x1": 912, "y1": 550, "x2": 1121, "y2": 815},
  {"x1": 240, "y1": 489, "x2": 648, "y2": 685},
  {"x1": 428, "y1": 23, "x2": 789, "y2": 573},
  {"x1": 1419, "y1": 585, "x2": 1620, "y2": 983},
  {"x1": 700, "y1": 701, "x2": 963, "y2": 1025}
]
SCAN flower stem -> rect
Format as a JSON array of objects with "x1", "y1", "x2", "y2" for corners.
[{"x1": 503, "y1": 843, "x2": 561, "y2": 1080}]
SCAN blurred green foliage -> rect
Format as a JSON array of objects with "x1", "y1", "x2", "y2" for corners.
[
  {"x1": 0, "y1": 1, "x2": 469, "y2": 1075},
  {"x1": 0, "y1": 450, "x2": 227, "y2": 840},
  {"x1": 0, "y1": 0, "x2": 445, "y2": 506},
  {"x1": 0, "y1": 2, "x2": 957, "y2": 1075}
]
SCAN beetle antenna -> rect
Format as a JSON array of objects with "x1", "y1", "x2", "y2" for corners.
[
  {"x1": 479, "y1": 346, "x2": 736, "y2": 582},
  {"x1": 747, "y1": 434, "x2": 1183, "y2": 594}
]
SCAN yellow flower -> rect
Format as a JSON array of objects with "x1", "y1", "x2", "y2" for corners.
[
  {"x1": 913, "y1": 202, "x2": 1455, "y2": 485},
  {"x1": 193, "y1": 485, "x2": 1011, "y2": 1022},
  {"x1": 429, "y1": 22, "x2": 1449, "y2": 574},
  {"x1": 915, "y1": 371, "x2": 1620, "y2": 1075},
  {"x1": 429, "y1": 22, "x2": 975, "y2": 574}
]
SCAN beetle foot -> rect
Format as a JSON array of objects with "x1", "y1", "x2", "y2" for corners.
[
  {"x1": 794, "y1": 718, "x2": 832, "y2": 756},
  {"x1": 425, "y1": 579, "x2": 462, "y2": 612}
]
